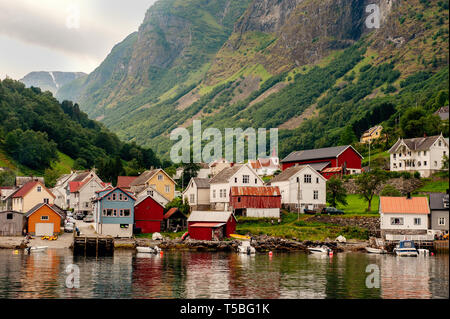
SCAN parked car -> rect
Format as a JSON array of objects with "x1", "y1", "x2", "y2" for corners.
[
  {"x1": 303, "y1": 208, "x2": 316, "y2": 215},
  {"x1": 83, "y1": 214, "x2": 94, "y2": 223},
  {"x1": 66, "y1": 217, "x2": 76, "y2": 224},
  {"x1": 65, "y1": 223, "x2": 74, "y2": 233},
  {"x1": 75, "y1": 212, "x2": 85, "y2": 220},
  {"x1": 66, "y1": 212, "x2": 73, "y2": 218},
  {"x1": 321, "y1": 207, "x2": 344, "y2": 215}
]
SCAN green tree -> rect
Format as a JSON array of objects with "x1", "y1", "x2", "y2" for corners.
[
  {"x1": 355, "y1": 169, "x2": 388, "y2": 212},
  {"x1": 44, "y1": 168, "x2": 60, "y2": 188},
  {"x1": 165, "y1": 197, "x2": 190, "y2": 216},
  {"x1": 181, "y1": 163, "x2": 200, "y2": 189},
  {"x1": 380, "y1": 184, "x2": 402, "y2": 197},
  {"x1": 0, "y1": 170, "x2": 15, "y2": 186},
  {"x1": 326, "y1": 177, "x2": 348, "y2": 208},
  {"x1": 339, "y1": 125, "x2": 358, "y2": 145}
]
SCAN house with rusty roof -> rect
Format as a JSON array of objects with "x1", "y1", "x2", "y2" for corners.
[
  {"x1": 163, "y1": 207, "x2": 187, "y2": 232},
  {"x1": 379, "y1": 195, "x2": 430, "y2": 239},
  {"x1": 182, "y1": 177, "x2": 210, "y2": 211},
  {"x1": 129, "y1": 169, "x2": 176, "y2": 201},
  {"x1": 209, "y1": 164, "x2": 263, "y2": 211},
  {"x1": 117, "y1": 176, "x2": 138, "y2": 191},
  {"x1": 281, "y1": 145, "x2": 363, "y2": 179},
  {"x1": 230, "y1": 186, "x2": 281, "y2": 218},
  {"x1": 268, "y1": 165, "x2": 326, "y2": 213},
  {"x1": 389, "y1": 134, "x2": 449, "y2": 177},
  {"x1": 5, "y1": 180, "x2": 55, "y2": 213}
]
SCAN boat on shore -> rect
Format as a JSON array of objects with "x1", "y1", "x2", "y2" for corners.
[
  {"x1": 394, "y1": 240, "x2": 418, "y2": 257},
  {"x1": 307, "y1": 246, "x2": 331, "y2": 254},
  {"x1": 365, "y1": 246, "x2": 387, "y2": 254}
]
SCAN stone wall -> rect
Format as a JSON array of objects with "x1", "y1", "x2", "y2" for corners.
[{"x1": 343, "y1": 177, "x2": 423, "y2": 195}]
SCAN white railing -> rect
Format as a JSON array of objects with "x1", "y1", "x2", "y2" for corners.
[{"x1": 385, "y1": 234, "x2": 434, "y2": 241}]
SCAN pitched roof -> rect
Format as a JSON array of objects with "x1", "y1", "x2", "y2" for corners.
[
  {"x1": 362, "y1": 125, "x2": 383, "y2": 137},
  {"x1": 164, "y1": 207, "x2": 186, "y2": 220},
  {"x1": 230, "y1": 186, "x2": 280, "y2": 197},
  {"x1": 308, "y1": 161, "x2": 331, "y2": 172},
  {"x1": 389, "y1": 135, "x2": 443, "y2": 153},
  {"x1": 209, "y1": 165, "x2": 243, "y2": 184},
  {"x1": 94, "y1": 187, "x2": 137, "y2": 202},
  {"x1": 117, "y1": 176, "x2": 138, "y2": 188},
  {"x1": 190, "y1": 222, "x2": 226, "y2": 228},
  {"x1": 15, "y1": 176, "x2": 44, "y2": 187},
  {"x1": 71, "y1": 171, "x2": 91, "y2": 182},
  {"x1": 25, "y1": 203, "x2": 63, "y2": 218},
  {"x1": 11, "y1": 180, "x2": 54, "y2": 199},
  {"x1": 135, "y1": 195, "x2": 165, "y2": 208},
  {"x1": 268, "y1": 166, "x2": 307, "y2": 183},
  {"x1": 129, "y1": 169, "x2": 159, "y2": 186},
  {"x1": 187, "y1": 211, "x2": 235, "y2": 223},
  {"x1": 193, "y1": 178, "x2": 210, "y2": 189},
  {"x1": 434, "y1": 106, "x2": 449, "y2": 120},
  {"x1": 282, "y1": 145, "x2": 352, "y2": 163},
  {"x1": 69, "y1": 181, "x2": 85, "y2": 193},
  {"x1": 429, "y1": 192, "x2": 450, "y2": 210},
  {"x1": 380, "y1": 197, "x2": 430, "y2": 214}
]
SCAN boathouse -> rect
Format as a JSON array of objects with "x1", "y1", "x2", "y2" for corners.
[
  {"x1": 134, "y1": 195, "x2": 164, "y2": 234},
  {"x1": 0, "y1": 211, "x2": 25, "y2": 236},
  {"x1": 187, "y1": 211, "x2": 237, "y2": 241},
  {"x1": 229, "y1": 186, "x2": 281, "y2": 218},
  {"x1": 163, "y1": 207, "x2": 187, "y2": 232},
  {"x1": 25, "y1": 203, "x2": 63, "y2": 236}
]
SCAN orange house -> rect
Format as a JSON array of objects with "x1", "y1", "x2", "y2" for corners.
[{"x1": 26, "y1": 203, "x2": 63, "y2": 236}]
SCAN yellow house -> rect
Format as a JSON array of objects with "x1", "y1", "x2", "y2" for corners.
[
  {"x1": 360, "y1": 125, "x2": 383, "y2": 144},
  {"x1": 7, "y1": 180, "x2": 55, "y2": 213},
  {"x1": 129, "y1": 169, "x2": 176, "y2": 201}
]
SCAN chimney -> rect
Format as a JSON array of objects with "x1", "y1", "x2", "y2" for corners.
[{"x1": 406, "y1": 192, "x2": 411, "y2": 199}]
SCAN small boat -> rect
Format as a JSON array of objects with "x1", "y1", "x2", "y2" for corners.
[
  {"x1": 230, "y1": 234, "x2": 251, "y2": 240},
  {"x1": 365, "y1": 247, "x2": 387, "y2": 254},
  {"x1": 394, "y1": 240, "x2": 418, "y2": 257},
  {"x1": 136, "y1": 246, "x2": 156, "y2": 254},
  {"x1": 237, "y1": 241, "x2": 255, "y2": 255},
  {"x1": 307, "y1": 246, "x2": 331, "y2": 254},
  {"x1": 25, "y1": 246, "x2": 48, "y2": 253},
  {"x1": 418, "y1": 249, "x2": 430, "y2": 256}
]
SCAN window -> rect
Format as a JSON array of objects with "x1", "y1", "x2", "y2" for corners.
[
  {"x1": 424, "y1": 161, "x2": 427, "y2": 166},
  {"x1": 41, "y1": 216, "x2": 49, "y2": 221},
  {"x1": 6, "y1": 213, "x2": 13, "y2": 220},
  {"x1": 113, "y1": 209, "x2": 117, "y2": 217},
  {"x1": 158, "y1": 174, "x2": 163, "y2": 181},
  {"x1": 418, "y1": 161, "x2": 421, "y2": 167},
  {"x1": 165, "y1": 185, "x2": 170, "y2": 193},
  {"x1": 423, "y1": 151, "x2": 427, "y2": 156},
  {"x1": 418, "y1": 151, "x2": 421, "y2": 156},
  {"x1": 44, "y1": 198, "x2": 49, "y2": 204},
  {"x1": 123, "y1": 209, "x2": 130, "y2": 217},
  {"x1": 255, "y1": 178, "x2": 257, "y2": 184},
  {"x1": 439, "y1": 141, "x2": 442, "y2": 147},
  {"x1": 393, "y1": 154, "x2": 396, "y2": 159},
  {"x1": 304, "y1": 174, "x2": 311, "y2": 183},
  {"x1": 438, "y1": 217, "x2": 446, "y2": 226},
  {"x1": 237, "y1": 197, "x2": 241, "y2": 202},
  {"x1": 213, "y1": 190, "x2": 216, "y2": 198},
  {"x1": 313, "y1": 191, "x2": 319, "y2": 200},
  {"x1": 414, "y1": 218, "x2": 421, "y2": 225},
  {"x1": 316, "y1": 177, "x2": 319, "y2": 184},
  {"x1": 434, "y1": 161, "x2": 438, "y2": 167},
  {"x1": 390, "y1": 217, "x2": 404, "y2": 225},
  {"x1": 399, "y1": 163, "x2": 402, "y2": 167},
  {"x1": 296, "y1": 177, "x2": 300, "y2": 183},
  {"x1": 119, "y1": 194, "x2": 123, "y2": 201},
  {"x1": 85, "y1": 202, "x2": 89, "y2": 208},
  {"x1": 112, "y1": 193, "x2": 116, "y2": 201},
  {"x1": 190, "y1": 194, "x2": 195, "y2": 203},
  {"x1": 234, "y1": 177, "x2": 237, "y2": 183},
  {"x1": 242, "y1": 175, "x2": 249, "y2": 184},
  {"x1": 37, "y1": 186, "x2": 42, "y2": 192},
  {"x1": 147, "y1": 190, "x2": 154, "y2": 197}
]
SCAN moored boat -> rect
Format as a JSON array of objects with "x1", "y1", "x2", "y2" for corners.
[
  {"x1": 365, "y1": 246, "x2": 387, "y2": 254},
  {"x1": 25, "y1": 246, "x2": 48, "y2": 253},
  {"x1": 394, "y1": 240, "x2": 418, "y2": 257},
  {"x1": 136, "y1": 246, "x2": 156, "y2": 254},
  {"x1": 307, "y1": 246, "x2": 331, "y2": 254}
]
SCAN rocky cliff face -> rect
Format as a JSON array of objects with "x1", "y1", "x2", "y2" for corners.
[{"x1": 20, "y1": 71, "x2": 86, "y2": 96}]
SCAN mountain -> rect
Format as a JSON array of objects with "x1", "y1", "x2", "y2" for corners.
[
  {"x1": 20, "y1": 71, "x2": 86, "y2": 96},
  {"x1": 57, "y1": 0, "x2": 449, "y2": 159}
]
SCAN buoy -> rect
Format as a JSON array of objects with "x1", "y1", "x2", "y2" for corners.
[
  {"x1": 268, "y1": 251, "x2": 273, "y2": 256},
  {"x1": 160, "y1": 251, "x2": 164, "y2": 256},
  {"x1": 13, "y1": 250, "x2": 19, "y2": 255},
  {"x1": 329, "y1": 251, "x2": 334, "y2": 257},
  {"x1": 431, "y1": 252, "x2": 434, "y2": 256}
]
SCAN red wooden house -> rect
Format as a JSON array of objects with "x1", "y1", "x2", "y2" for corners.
[
  {"x1": 134, "y1": 195, "x2": 164, "y2": 233},
  {"x1": 230, "y1": 186, "x2": 281, "y2": 218},
  {"x1": 187, "y1": 211, "x2": 237, "y2": 241},
  {"x1": 281, "y1": 145, "x2": 363, "y2": 179}
]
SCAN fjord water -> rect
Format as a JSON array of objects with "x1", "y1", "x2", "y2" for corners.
[{"x1": 0, "y1": 250, "x2": 448, "y2": 299}]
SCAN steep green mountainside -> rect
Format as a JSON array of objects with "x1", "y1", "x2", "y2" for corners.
[
  {"x1": 57, "y1": 0, "x2": 449, "y2": 160},
  {"x1": 0, "y1": 79, "x2": 161, "y2": 185}
]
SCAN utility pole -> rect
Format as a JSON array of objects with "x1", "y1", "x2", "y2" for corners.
[
  {"x1": 368, "y1": 140, "x2": 371, "y2": 171},
  {"x1": 297, "y1": 177, "x2": 301, "y2": 221}
]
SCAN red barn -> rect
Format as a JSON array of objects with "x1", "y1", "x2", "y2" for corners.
[
  {"x1": 134, "y1": 195, "x2": 164, "y2": 233},
  {"x1": 187, "y1": 211, "x2": 237, "y2": 241},
  {"x1": 281, "y1": 145, "x2": 363, "y2": 179},
  {"x1": 230, "y1": 186, "x2": 281, "y2": 218}
]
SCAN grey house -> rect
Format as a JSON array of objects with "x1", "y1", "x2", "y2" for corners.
[
  {"x1": 0, "y1": 211, "x2": 25, "y2": 236},
  {"x1": 429, "y1": 192, "x2": 449, "y2": 232}
]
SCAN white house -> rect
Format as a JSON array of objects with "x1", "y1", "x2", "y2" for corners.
[
  {"x1": 52, "y1": 170, "x2": 99, "y2": 209},
  {"x1": 70, "y1": 177, "x2": 110, "y2": 215},
  {"x1": 379, "y1": 196, "x2": 430, "y2": 239},
  {"x1": 389, "y1": 134, "x2": 449, "y2": 177},
  {"x1": 209, "y1": 158, "x2": 233, "y2": 177},
  {"x1": 268, "y1": 165, "x2": 327, "y2": 212},
  {"x1": 174, "y1": 163, "x2": 211, "y2": 181},
  {"x1": 182, "y1": 177, "x2": 210, "y2": 211},
  {"x1": 209, "y1": 164, "x2": 263, "y2": 211},
  {"x1": 134, "y1": 185, "x2": 170, "y2": 208},
  {"x1": 248, "y1": 148, "x2": 280, "y2": 176}
]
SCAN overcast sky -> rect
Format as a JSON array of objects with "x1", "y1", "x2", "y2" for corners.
[{"x1": 0, "y1": 0, "x2": 157, "y2": 80}]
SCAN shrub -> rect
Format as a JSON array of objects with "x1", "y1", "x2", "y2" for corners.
[{"x1": 380, "y1": 184, "x2": 402, "y2": 197}]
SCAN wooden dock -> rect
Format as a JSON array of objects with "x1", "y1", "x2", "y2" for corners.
[
  {"x1": 434, "y1": 240, "x2": 449, "y2": 253},
  {"x1": 73, "y1": 235, "x2": 114, "y2": 256}
]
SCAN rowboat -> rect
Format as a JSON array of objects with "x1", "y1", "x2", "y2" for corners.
[
  {"x1": 25, "y1": 246, "x2": 48, "y2": 253},
  {"x1": 394, "y1": 240, "x2": 418, "y2": 257},
  {"x1": 136, "y1": 246, "x2": 155, "y2": 254},
  {"x1": 307, "y1": 246, "x2": 331, "y2": 254},
  {"x1": 230, "y1": 234, "x2": 251, "y2": 240},
  {"x1": 237, "y1": 241, "x2": 255, "y2": 255},
  {"x1": 365, "y1": 247, "x2": 387, "y2": 254}
]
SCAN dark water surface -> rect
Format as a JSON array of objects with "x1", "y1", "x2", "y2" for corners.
[{"x1": 0, "y1": 249, "x2": 448, "y2": 299}]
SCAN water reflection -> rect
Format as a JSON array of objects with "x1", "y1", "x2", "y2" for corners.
[{"x1": 0, "y1": 250, "x2": 447, "y2": 299}]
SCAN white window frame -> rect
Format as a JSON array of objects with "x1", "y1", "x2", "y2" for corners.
[
  {"x1": 304, "y1": 174, "x2": 312, "y2": 183},
  {"x1": 390, "y1": 217, "x2": 404, "y2": 225},
  {"x1": 242, "y1": 175, "x2": 250, "y2": 184},
  {"x1": 158, "y1": 174, "x2": 163, "y2": 181},
  {"x1": 40, "y1": 216, "x2": 49, "y2": 221},
  {"x1": 165, "y1": 185, "x2": 170, "y2": 193},
  {"x1": 414, "y1": 218, "x2": 421, "y2": 225},
  {"x1": 313, "y1": 190, "x2": 319, "y2": 200},
  {"x1": 438, "y1": 217, "x2": 446, "y2": 226}
]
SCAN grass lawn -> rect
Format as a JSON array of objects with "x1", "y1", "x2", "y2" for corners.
[
  {"x1": 337, "y1": 194, "x2": 379, "y2": 216},
  {"x1": 136, "y1": 231, "x2": 185, "y2": 240},
  {"x1": 416, "y1": 179, "x2": 449, "y2": 193}
]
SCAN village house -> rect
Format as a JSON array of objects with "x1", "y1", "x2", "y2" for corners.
[
  {"x1": 209, "y1": 164, "x2": 263, "y2": 211},
  {"x1": 434, "y1": 105, "x2": 449, "y2": 121},
  {"x1": 0, "y1": 211, "x2": 25, "y2": 236},
  {"x1": 429, "y1": 192, "x2": 449, "y2": 233},
  {"x1": 134, "y1": 185, "x2": 170, "y2": 207},
  {"x1": 182, "y1": 177, "x2": 210, "y2": 211},
  {"x1": 117, "y1": 176, "x2": 138, "y2": 192},
  {"x1": 67, "y1": 171, "x2": 105, "y2": 210},
  {"x1": 134, "y1": 195, "x2": 164, "y2": 234},
  {"x1": 93, "y1": 187, "x2": 136, "y2": 238},
  {"x1": 360, "y1": 125, "x2": 383, "y2": 144},
  {"x1": 229, "y1": 186, "x2": 281, "y2": 218},
  {"x1": 281, "y1": 145, "x2": 363, "y2": 179},
  {"x1": 15, "y1": 176, "x2": 44, "y2": 188},
  {"x1": 163, "y1": 208, "x2": 187, "y2": 232},
  {"x1": 388, "y1": 134, "x2": 449, "y2": 177},
  {"x1": 5, "y1": 180, "x2": 55, "y2": 213},
  {"x1": 187, "y1": 211, "x2": 237, "y2": 241},
  {"x1": 129, "y1": 168, "x2": 176, "y2": 202},
  {"x1": 268, "y1": 165, "x2": 327, "y2": 213},
  {"x1": 0, "y1": 187, "x2": 14, "y2": 210},
  {"x1": 379, "y1": 195, "x2": 430, "y2": 239},
  {"x1": 69, "y1": 177, "x2": 110, "y2": 215},
  {"x1": 209, "y1": 158, "x2": 233, "y2": 176},
  {"x1": 174, "y1": 163, "x2": 211, "y2": 181},
  {"x1": 248, "y1": 148, "x2": 280, "y2": 176},
  {"x1": 25, "y1": 203, "x2": 63, "y2": 236}
]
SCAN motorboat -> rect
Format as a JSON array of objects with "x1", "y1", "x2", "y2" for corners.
[
  {"x1": 307, "y1": 246, "x2": 331, "y2": 254},
  {"x1": 237, "y1": 241, "x2": 256, "y2": 255},
  {"x1": 365, "y1": 246, "x2": 387, "y2": 254},
  {"x1": 418, "y1": 248, "x2": 430, "y2": 256},
  {"x1": 394, "y1": 240, "x2": 418, "y2": 257},
  {"x1": 25, "y1": 246, "x2": 48, "y2": 253},
  {"x1": 136, "y1": 246, "x2": 156, "y2": 254}
]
